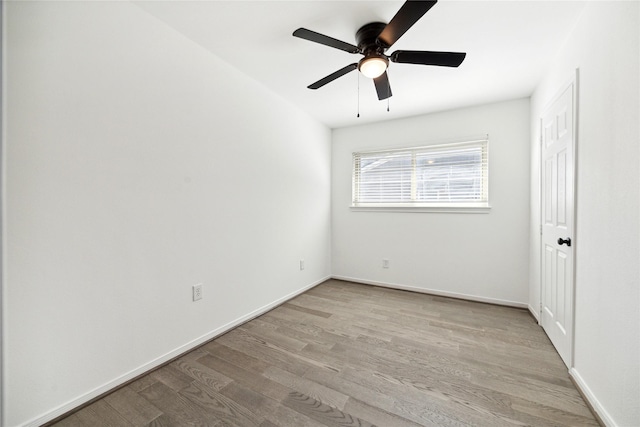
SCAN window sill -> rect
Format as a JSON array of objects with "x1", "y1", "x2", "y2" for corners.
[{"x1": 350, "y1": 203, "x2": 491, "y2": 213}]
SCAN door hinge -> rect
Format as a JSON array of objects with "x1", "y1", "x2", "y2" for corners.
[{"x1": 540, "y1": 224, "x2": 543, "y2": 235}]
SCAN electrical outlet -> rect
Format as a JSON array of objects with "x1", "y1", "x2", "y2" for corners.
[
  {"x1": 300, "y1": 259, "x2": 305, "y2": 270},
  {"x1": 192, "y1": 284, "x2": 203, "y2": 301},
  {"x1": 383, "y1": 259, "x2": 389, "y2": 269}
]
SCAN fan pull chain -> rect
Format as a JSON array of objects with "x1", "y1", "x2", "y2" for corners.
[
  {"x1": 357, "y1": 71, "x2": 360, "y2": 118},
  {"x1": 387, "y1": 70, "x2": 390, "y2": 112}
]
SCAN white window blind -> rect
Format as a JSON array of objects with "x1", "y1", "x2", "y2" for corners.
[{"x1": 352, "y1": 138, "x2": 489, "y2": 208}]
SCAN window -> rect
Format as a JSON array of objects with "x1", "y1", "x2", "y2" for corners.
[{"x1": 352, "y1": 138, "x2": 489, "y2": 211}]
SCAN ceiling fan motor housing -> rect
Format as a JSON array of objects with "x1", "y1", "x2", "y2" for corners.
[{"x1": 356, "y1": 22, "x2": 388, "y2": 55}]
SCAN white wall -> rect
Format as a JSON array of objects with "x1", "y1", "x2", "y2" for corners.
[
  {"x1": 332, "y1": 99, "x2": 530, "y2": 306},
  {"x1": 529, "y1": 2, "x2": 639, "y2": 425},
  {"x1": 3, "y1": 2, "x2": 331, "y2": 426}
]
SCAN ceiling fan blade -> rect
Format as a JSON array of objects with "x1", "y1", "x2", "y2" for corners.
[
  {"x1": 390, "y1": 50, "x2": 466, "y2": 67},
  {"x1": 373, "y1": 71, "x2": 392, "y2": 100},
  {"x1": 308, "y1": 63, "x2": 358, "y2": 90},
  {"x1": 377, "y1": 1, "x2": 437, "y2": 48},
  {"x1": 293, "y1": 28, "x2": 360, "y2": 54}
]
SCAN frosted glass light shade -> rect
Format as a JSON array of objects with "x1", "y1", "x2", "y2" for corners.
[{"x1": 359, "y1": 56, "x2": 388, "y2": 79}]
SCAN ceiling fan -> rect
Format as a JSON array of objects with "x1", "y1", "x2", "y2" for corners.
[{"x1": 293, "y1": 0, "x2": 466, "y2": 101}]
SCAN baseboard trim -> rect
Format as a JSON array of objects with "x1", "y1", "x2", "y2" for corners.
[
  {"x1": 569, "y1": 368, "x2": 614, "y2": 427},
  {"x1": 30, "y1": 275, "x2": 330, "y2": 427},
  {"x1": 527, "y1": 304, "x2": 540, "y2": 323},
  {"x1": 331, "y1": 275, "x2": 528, "y2": 309}
]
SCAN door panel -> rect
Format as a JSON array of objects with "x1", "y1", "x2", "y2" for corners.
[
  {"x1": 544, "y1": 160, "x2": 553, "y2": 224},
  {"x1": 540, "y1": 81, "x2": 575, "y2": 368},
  {"x1": 558, "y1": 150, "x2": 567, "y2": 226},
  {"x1": 556, "y1": 250, "x2": 567, "y2": 331},
  {"x1": 543, "y1": 245, "x2": 554, "y2": 315}
]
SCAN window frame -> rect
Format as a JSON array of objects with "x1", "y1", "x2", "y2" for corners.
[{"x1": 351, "y1": 137, "x2": 491, "y2": 213}]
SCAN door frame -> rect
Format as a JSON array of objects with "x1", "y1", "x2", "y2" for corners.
[
  {"x1": 1, "y1": 1, "x2": 5, "y2": 424},
  {"x1": 539, "y1": 69, "x2": 579, "y2": 368}
]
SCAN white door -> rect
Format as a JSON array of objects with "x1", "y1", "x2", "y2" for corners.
[{"x1": 540, "y1": 81, "x2": 576, "y2": 368}]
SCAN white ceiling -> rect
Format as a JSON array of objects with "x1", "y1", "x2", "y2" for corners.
[{"x1": 134, "y1": 0, "x2": 586, "y2": 129}]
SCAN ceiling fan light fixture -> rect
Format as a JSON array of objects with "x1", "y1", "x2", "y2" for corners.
[
  {"x1": 294, "y1": 1, "x2": 466, "y2": 101},
  {"x1": 359, "y1": 55, "x2": 388, "y2": 79}
]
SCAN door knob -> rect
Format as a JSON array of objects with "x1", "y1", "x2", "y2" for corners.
[{"x1": 557, "y1": 237, "x2": 572, "y2": 247}]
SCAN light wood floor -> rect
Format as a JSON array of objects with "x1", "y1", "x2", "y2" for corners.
[{"x1": 50, "y1": 280, "x2": 599, "y2": 427}]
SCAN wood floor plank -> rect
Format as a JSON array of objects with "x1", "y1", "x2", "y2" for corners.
[
  {"x1": 50, "y1": 280, "x2": 599, "y2": 427},
  {"x1": 510, "y1": 396, "x2": 601, "y2": 426},
  {"x1": 262, "y1": 366, "x2": 350, "y2": 411},
  {"x1": 195, "y1": 353, "x2": 291, "y2": 403},
  {"x1": 251, "y1": 317, "x2": 337, "y2": 353},
  {"x1": 137, "y1": 381, "x2": 219, "y2": 426},
  {"x1": 467, "y1": 370, "x2": 595, "y2": 418},
  {"x1": 50, "y1": 414, "x2": 85, "y2": 427},
  {"x1": 217, "y1": 326, "x2": 342, "y2": 375},
  {"x1": 283, "y1": 391, "x2": 375, "y2": 427},
  {"x1": 216, "y1": 328, "x2": 312, "y2": 375},
  {"x1": 282, "y1": 301, "x2": 333, "y2": 318},
  {"x1": 127, "y1": 375, "x2": 157, "y2": 393},
  {"x1": 342, "y1": 397, "x2": 425, "y2": 427},
  {"x1": 143, "y1": 414, "x2": 172, "y2": 427},
  {"x1": 239, "y1": 323, "x2": 309, "y2": 353},
  {"x1": 337, "y1": 365, "x2": 512, "y2": 427},
  {"x1": 203, "y1": 340, "x2": 271, "y2": 375},
  {"x1": 178, "y1": 381, "x2": 264, "y2": 427},
  {"x1": 302, "y1": 366, "x2": 419, "y2": 424},
  {"x1": 170, "y1": 357, "x2": 234, "y2": 392},
  {"x1": 75, "y1": 401, "x2": 133, "y2": 427},
  {"x1": 149, "y1": 364, "x2": 193, "y2": 392},
  {"x1": 220, "y1": 381, "x2": 327, "y2": 427},
  {"x1": 103, "y1": 385, "x2": 163, "y2": 426}
]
